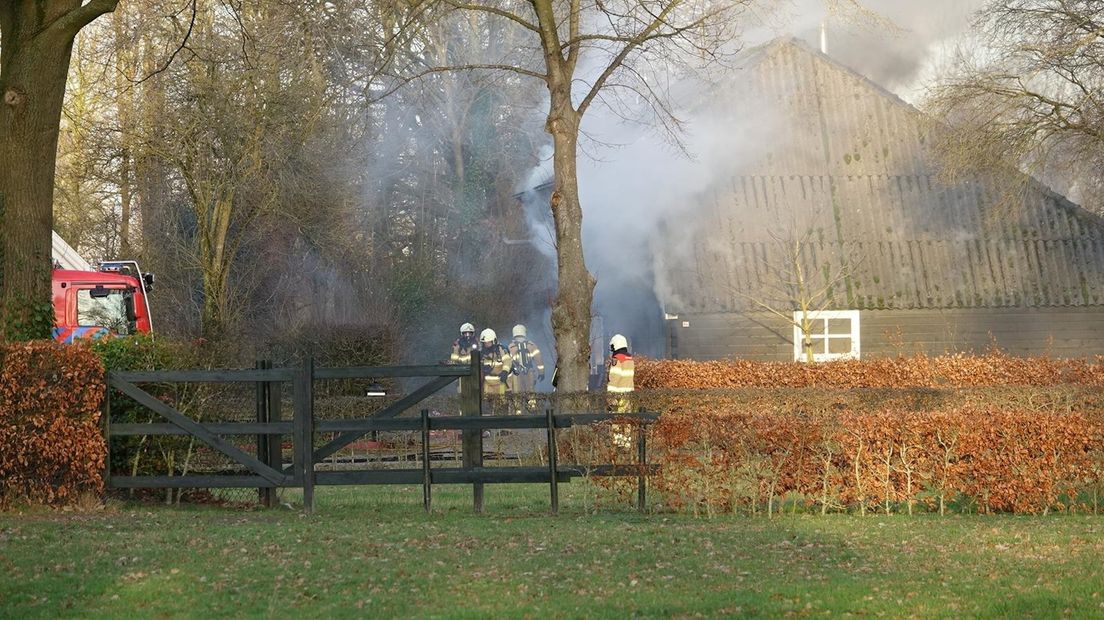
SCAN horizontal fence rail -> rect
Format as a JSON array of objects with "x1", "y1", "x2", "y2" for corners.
[{"x1": 103, "y1": 353, "x2": 659, "y2": 514}]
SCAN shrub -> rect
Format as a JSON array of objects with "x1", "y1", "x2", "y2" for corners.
[
  {"x1": 649, "y1": 404, "x2": 1104, "y2": 516},
  {"x1": 0, "y1": 341, "x2": 106, "y2": 506},
  {"x1": 636, "y1": 353, "x2": 1104, "y2": 390}
]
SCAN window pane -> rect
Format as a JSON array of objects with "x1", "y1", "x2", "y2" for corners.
[
  {"x1": 828, "y1": 337, "x2": 853, "y2": 354},
  {"x1": 798, "y1": 316, "x2": 827, "y2": 337},
  {"x1": 77, "y1": 290, "x2": 129, "y2": 334},
  {"x1": 796, "y1": 336, "x2": 825, "y2": 358},
  {"x1": 827, "y1": 318, "x2": 852, "y2": 334}
]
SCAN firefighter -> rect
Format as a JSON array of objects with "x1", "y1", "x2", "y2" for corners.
[
  {"x1": 506, "y1": 324, "x2": 545, "y2": 392},
  {"x1": 478, "y1": 328, "x2": 513, "y2": 396},
  {"x1": 606, "y1": 333, "x2": 635, "y2": 448},
  {"x1": 450, "y1": 322, "x2": 477, "y2": 365},
  {"x1": 450, "y1": 322, "x2": 480, "y2": 402}
]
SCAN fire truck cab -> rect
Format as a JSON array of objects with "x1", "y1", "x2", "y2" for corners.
[{"x1": 51, "y1": 232, "x2": 155, "y2": 343}]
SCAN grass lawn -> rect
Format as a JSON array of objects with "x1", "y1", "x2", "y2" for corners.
[{"x1": 1, "y1": 483, "x2": 1103, "y2": 618}]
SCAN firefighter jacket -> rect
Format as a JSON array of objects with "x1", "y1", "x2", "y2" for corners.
[
  {"x1": 507, "y1": 338, "x2": 545, "y2": 392},
  {"x1": 451, "y1": 336, "x2": 477, "y2": 365},
  {"x1": 480, "y1": 343, "x2": 513, "y2": 395},
  {"x1": 606, "y1": 352, "x2": 635, "y2": 393},
  {"x1": 606, "y1": 351, "x2": 635, "y2": 416}
]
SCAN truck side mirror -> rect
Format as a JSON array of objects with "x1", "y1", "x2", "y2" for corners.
[{"x1": 142, "y1": 273, "x2": 155, "y2": 292}]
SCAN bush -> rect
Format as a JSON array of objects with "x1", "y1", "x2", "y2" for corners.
[
  {"x1": 649, "y1": 403, "x2": 1104, "y2": 516},
  {"x1": 0, "y1": 341, "x2": 106, "y2": 506},
  {"x1": 636, "y1": 353, "x2": 1104, "y2": 390}
]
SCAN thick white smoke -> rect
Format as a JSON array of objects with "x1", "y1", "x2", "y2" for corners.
[{"x1": 517, "y1": 0, "x2": 991, "y2": 356}]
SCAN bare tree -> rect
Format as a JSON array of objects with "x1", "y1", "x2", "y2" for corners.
[
  {"x1": 0, "y1": 0, "x2": 120, "y2": 339},
  {"x1": 717, "y1": 222, "x2": 861, "y2": 363},
  {"x1": 383, "y1": 0, "x2": 752, "y2": 390},
  {"x1": 927, "y1": 0, "x2": 1104, "y2": 213}
]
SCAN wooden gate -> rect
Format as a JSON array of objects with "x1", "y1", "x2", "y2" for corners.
[{"x1": 105, "y1": 353, "x2": 657, "y2": 513}]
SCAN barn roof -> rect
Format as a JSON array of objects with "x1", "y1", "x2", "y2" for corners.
[{"x1": 658, "y1": 39, "x2": 1104, "y2": 313}]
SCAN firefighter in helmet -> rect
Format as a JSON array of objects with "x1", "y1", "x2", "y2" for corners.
[
  {"x1": 451, "y1": 322, "x2": 477, "y2": 365},
  {"x1": 478, "y1": 328, "x2": 513, "y2": 396},
  {"x1": 506, "y1": 324, "x2": 545, "y2": 392},
  {"x1": 606, "y1": 333, "x2": 635, "y2": 401},
  {"x1": 450, "y1": 322, "x2": 479, "y2": 400},
  {"x1": 607, "y1": 333, "x2": 635, "y2": 448}
]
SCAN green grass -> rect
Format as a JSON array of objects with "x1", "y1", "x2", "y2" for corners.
[{"x1": 2, "y1": 484, "x2": 1103, "y2": 618}]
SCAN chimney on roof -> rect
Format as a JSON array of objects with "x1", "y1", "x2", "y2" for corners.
[{"x1": 819, "y1": 19, "x2": 828, "y2": 55}]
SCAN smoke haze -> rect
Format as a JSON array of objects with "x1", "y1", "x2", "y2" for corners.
[{"x1": 515, "y1": 0, "x2": 991, "y2": 358}]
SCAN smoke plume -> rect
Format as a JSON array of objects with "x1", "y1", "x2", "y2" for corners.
[{"x1": 516, "y1": 0, "x2": 991, "y2": 356}]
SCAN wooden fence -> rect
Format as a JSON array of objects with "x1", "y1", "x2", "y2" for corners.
[{"x1": 104, "y1": 352, "x2": 658, "y2": 513}]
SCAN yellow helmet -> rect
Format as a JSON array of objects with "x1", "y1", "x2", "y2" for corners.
[
  {"x1": 480, "y1": 328, "x2": 497, "y2": 344},
  {"x1": 512, "y1": 324, "x2": 527, "y2": 339},
  {"x1": 460, "y1": 322, "x2": 475, "y2": 335}
]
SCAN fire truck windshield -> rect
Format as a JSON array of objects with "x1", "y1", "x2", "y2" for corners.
[{"x1": 77, "y1": 288, "x2": 132, "y2": 335}]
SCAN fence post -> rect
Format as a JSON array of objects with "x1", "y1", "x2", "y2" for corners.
[
  {"x1": 461, "y1": 351, "x2": 484, "y2": 514},
  {"x1": 256, "y1": 360, "x2": 275, "y2": 507},
  {"x1": 546, "y1": 408, "x2": 558, "y2": 516},
  {"x1": 294, "y1": 357, "x2": 315, "y2": 513},
  {"x1": 636, "y1": 417, "x2": 647, "y2": 513},
  {"x1": 102, "y1": 376, "x2": 111, "y2": 491},
  {"x1": 421, "y1": 409, "x2": 432, "y2": 513},
  {"x1": 267, "y1": 362, "x2": 283, "y2": 504}
]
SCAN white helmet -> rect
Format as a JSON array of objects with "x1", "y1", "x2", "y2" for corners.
[
  {"x1": 512, "y1": 324, "x2": 527, "y2": 339},
  {"x1": 460, "y1": 322, "x2": 475, "y2": 335},
  {"x1": 609, "y1": 334, "x2": 628, "y2": 352},
  {"x1": 480, "y1": 328, "x2": 497, "y2": 344}
]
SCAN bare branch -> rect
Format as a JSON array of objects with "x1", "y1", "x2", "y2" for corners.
[
  {"x1": 129, "y1": 0, "x2": 198, "y2": 85},
  {"x1": 440, "y1": 0, "x2": 540, "y2": 32}
]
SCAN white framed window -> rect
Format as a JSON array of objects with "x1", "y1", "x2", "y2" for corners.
[{"x1": 792, "y1": 310, "x2": 860, "y2": 362}]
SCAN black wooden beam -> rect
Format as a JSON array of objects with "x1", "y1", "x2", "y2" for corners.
[
  {"x1": 110, "y1": 369, "x2": 294, "y2": 383},
  {"x1": 111, "y1": 422, "x2": 294, "y2": 436},
  {"x1": 314, "y1": 365, "x2": 469, "y2": 380},
  {"x1": 110, "y1": 475, "x2": 282, "y2": 488},
  {"x1": 314, "y1": 412, "x2": 658, "y2": 433}
]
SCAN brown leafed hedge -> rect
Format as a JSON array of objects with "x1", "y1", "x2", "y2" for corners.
[
  {"x1": 583, "y1": 353, "x2": 1104, "y2": 515},
  {"x1": 636, "y1": 353, "x2": 1104, "y2": 389},
  {"x1": 0, "y1": 341, "x2": 106, "y2": 506},
  {"x1": 647, "y1": 406, "x2": 1104, "y2": 516}
]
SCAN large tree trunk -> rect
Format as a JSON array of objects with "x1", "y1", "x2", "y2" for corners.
[
  {"x1": 0, "y1": 1, "x2": 118, "y2": 340},
  {"x1": 546, "y1": 93, "x2": 595, "y2": 392},
  {"x1": 1, "y1": 10, "x2": 78, "y2": 339}
]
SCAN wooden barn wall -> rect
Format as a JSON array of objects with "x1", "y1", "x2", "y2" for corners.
[{"x1": 668, "y1": 308, "x2": 1104, "y2": 361}]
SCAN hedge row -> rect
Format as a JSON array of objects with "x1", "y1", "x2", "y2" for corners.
[
  {"x1": 0, "y1": 342, "x2": 106, "y2": 506},
  {"x1": 636, "y1": 353, "x2": 1104, "y2": 389},
  {"x1": 642, "y1": 407, "x2": 1104, "y2": 516}
]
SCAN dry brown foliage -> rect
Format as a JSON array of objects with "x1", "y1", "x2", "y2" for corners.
[
  {"x1": 0, "y1": 342, "x2": 106, "y2": 506},
  {"x1": 636, "y1": 354, "x2": 1104, "y2": 390}
]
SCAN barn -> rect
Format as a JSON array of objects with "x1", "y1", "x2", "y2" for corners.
[{"x1": 655, "y1": 38, "x2": 1104, "y2": 361}]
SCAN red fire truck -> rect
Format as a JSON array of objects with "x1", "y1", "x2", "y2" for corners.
[{"x1": 51, "y1": 234, "x2": 154, "y2": 343}]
